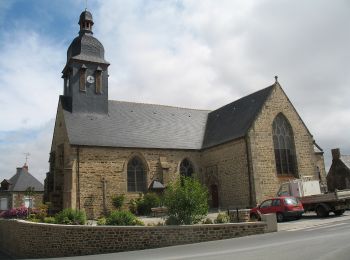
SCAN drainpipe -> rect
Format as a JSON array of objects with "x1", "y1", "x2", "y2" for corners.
[
  {"x1": 76, "y1": 146, "x2": 81, "y2": 210},
  {"x1": 245, "y1": 135, "x2": 254, "y2": 208}
]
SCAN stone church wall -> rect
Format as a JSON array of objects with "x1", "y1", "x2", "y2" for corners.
[
  {"x1": 75, "y1": 146, "x2": 201, "y2": 219},
  {"x1": 248, "y1": 85, "x2": 322, "y2": 203},
  {"x1": 200, "y1": 139, "x2": 251, "y2": 209},
  {"x1": 49, "y1": 104, "x2": 75, "y2": 212}
]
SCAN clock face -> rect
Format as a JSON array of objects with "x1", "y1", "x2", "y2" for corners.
[{"x1": 86, "y1": 75, "x2": 95, "y2": 84}]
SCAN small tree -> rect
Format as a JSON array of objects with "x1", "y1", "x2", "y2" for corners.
[{"x1": 164, "y1": 176, "x2": 208, "y2": 225}]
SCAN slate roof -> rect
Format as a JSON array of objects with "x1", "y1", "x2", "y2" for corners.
[
  {"x1": 6, "y1": 167, "x2": 44, "y2": 192},
  {"x1": 62, "y1": 84, "x2": 275, "y2": 150},
  {"x1": 202, "y1": 85, "x2": 274, "y2": 148},
  {"x1": 67, "y1": 34, "x2": 109, "y2": 65},
  {"x1": 63, "y1": 100, "x2": 210, "y2": 150}
]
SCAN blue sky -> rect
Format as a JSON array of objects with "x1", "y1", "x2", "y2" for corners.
[{"x1": 0, "y1": 0, "x2": 349, "y2": 182}]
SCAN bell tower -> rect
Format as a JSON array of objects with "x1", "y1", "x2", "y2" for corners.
[{"x1": 61, "y1": 10, "x2": 110, "y2": 114}]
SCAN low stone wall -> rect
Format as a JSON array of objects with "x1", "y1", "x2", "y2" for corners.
[{"x1": 0, "y1": 219, "x2": 266, "y2": 259}]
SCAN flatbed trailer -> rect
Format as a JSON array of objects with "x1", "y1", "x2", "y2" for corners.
[
  {"x1": 300, "y1": 189, "x2": 350, "y2": 217},
  {"x1": 278, "y1": 179, "x2": 350, "y2": 217}
]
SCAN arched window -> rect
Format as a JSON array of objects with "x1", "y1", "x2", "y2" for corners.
[
  {"x1": 180, "y1": 159, "x2": 194, "y2": 178},
  {"x1": 127, "y1": 157, "x2": 146, "y2": 192},
  {"x1": 272, "y1": 114, "x2": 297, "y2": 176}
]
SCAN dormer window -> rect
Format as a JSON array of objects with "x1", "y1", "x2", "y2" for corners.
[
  {"x1": 1, "y1": 180, "x2": 10, "y2": 191},
  {"x1": 79, "y1": 64, "x2": 87, "y2": 91}
]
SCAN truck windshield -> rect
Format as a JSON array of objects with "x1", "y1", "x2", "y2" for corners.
[{"x1": 284, "y1": 197, "x2": 299, "y2": 205}]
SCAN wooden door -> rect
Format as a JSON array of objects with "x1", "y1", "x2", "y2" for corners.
[{"x1": 211, "y1": 184, "x2": 219, "y2": 208}]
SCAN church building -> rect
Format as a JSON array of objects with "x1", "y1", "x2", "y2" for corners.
[{"x1": 46, "y1": 10, "x2": 326, "y2": 218}]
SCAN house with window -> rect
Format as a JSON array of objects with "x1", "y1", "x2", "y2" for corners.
[
  {"x1": 327, "y1": 148, "x2": 350, "y2": 191},
  {"x1": 0, "y1": 164, "x2": 44, "y2": 211},
  {"x1": 45, "y1": 10, "x2": 326, "y2": 218}
]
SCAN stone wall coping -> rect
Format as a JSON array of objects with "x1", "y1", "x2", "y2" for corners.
[{"x1": 5, "y1": 219, "x2": 266, "y2": 230}]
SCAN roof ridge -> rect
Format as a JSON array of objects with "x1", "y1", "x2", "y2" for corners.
[
  {"x1": 109, "y1": 99, "x2": 211, "y2": 112},
  {"x1": 210, "y1": 84, "x2": 275, "y2": 113}
]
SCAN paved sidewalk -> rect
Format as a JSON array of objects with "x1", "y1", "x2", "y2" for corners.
[{"x1": 278, "y1": 211, "x2": 350, "y2": 231}]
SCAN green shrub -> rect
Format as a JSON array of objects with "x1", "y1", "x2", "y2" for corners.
[
  {"x1": 202, "y1": 218, "x2": 213, "y2": 224},
  {"x1": 165, "y1": 215, "x2": 180, "y2": 225},
  {"x1": 105, "y1": 210, "x2": 144, "y2": 226},
  {"x1": 128, "y1": 198, "x2": 138, "y2": 214},
  {"x1": 112, "y1": 194, "x2": 125, "y2": 210},
  {"x1": 35, "y1": 204, "x2": 48, "y2": 220},
  {"x1": 28, "y1": 217, "x2": 41, "y2": 223},
  {"x1": 137, "y1": 193, "x2": 161, "y2": 215},
  {"x1": 97, "y1": 217, "x2": 107, "y2": 226},
  {"x1": 43, "y1": 217, "x2": 56, "y2": 224},
  {"x1": 164, "y1": 176, "x2": 208, "y2": 225},
  {"x1": 55, "y1": 208, "x2": 87, "y2": 225},
  {"x1": 214, "y1": 212, "x2": 230, "y2": 224}
]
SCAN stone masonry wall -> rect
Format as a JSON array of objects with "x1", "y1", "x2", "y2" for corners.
[
  {"x1": 0, "y1": 219, "x2": 266, "y2": 259},
  {"x1": 74, "y1": 147, "x2": 201, "y2": 218},
  {"x1": 200, "y1": 139, "x2": 252, "y2": 209},
  {"x1": 50, "y1": 103, "x2": 74, "y2": 212},
  {"x1": 248, "y1": 84, "x2": 324, "y2": 203},
  {"x1": 12, "y1": 192, "x2": 43, "y2": 208}
]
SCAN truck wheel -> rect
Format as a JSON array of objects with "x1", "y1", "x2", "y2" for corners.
[
  {"x1": 316, "y1": 206, "x2": 329, "y2": 218},
  {"x1": 276, "y1": 212, "x2": 284, "y2": 222},
  {"x1": 334, "y1": 210, "x2": 345, "y2": 216}
]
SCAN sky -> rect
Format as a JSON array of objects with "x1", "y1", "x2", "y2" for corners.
[{"x1": 0, "y1": 0, "x2": 349, "y2": 183}]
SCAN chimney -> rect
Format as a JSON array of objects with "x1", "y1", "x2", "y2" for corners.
[
  {"x1": 23, "y1": 163, "x2": 28, "y2": 172},
  {"x1": 16, "y1": 167, "x2": 22, "y2": 174},
  {"x1": 331, "y1": 148, "x2": 340, "y2": 160}
]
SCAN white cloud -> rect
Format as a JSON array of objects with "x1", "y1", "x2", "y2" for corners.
[
  {"x1": 0, "y1": 29, "x2": 64, "y2": 131},
  {"x1": 0, "y1": 120, "x2": 54, "y2": 182}
]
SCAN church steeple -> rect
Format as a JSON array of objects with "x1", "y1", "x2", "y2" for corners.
[
  {"x1": 79, "y1": 10, "x2": 94, "y2": 35},
  {"x1": 61, "y1": 10, "x2": 110, "y2": 114}
]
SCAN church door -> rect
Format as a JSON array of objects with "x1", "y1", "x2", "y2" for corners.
[{"x1": 210, "y1": 184, "x2": 219, "y2": 208}]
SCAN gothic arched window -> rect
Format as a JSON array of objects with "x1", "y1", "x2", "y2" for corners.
[
  {"x1": 127, "y1": 157, "x2": 146, "y2": 192},
  {"x1": 180, "y1": 159, "x2": 194, "y2": 178},
  {"x1": 272, "y1": 114, "x2": 297, "y2": 176}
]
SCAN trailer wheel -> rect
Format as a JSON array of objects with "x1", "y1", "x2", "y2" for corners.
[
  {"x1": 334, "y1": 210, "x2": 345, "y2": 216},
  {"x1": 316, "y1": 205, "x2": 329, "y2": 218}
]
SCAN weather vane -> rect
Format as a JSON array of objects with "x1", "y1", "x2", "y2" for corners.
[{"x1": 85, "y1": 0, "x2": 88, "y2": 10}]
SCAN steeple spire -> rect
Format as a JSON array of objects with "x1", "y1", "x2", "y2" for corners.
[{"x1": 79, "y1": 10, "x2": 94, "y2": 35}]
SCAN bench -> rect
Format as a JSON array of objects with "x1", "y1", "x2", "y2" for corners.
[{"x1": 151, "y1": 207, "x2": 168, "y2": 217}]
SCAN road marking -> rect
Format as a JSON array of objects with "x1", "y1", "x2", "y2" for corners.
[{"x1": 285, "y1": 222, "x2": 348, "y2": 232}]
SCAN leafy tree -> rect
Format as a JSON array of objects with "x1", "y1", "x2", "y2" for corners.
[{"x1": 164, "y1": 176, "x2": 208, "y2": 225}]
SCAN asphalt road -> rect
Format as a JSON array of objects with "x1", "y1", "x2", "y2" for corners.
[{"x1": 3, "y1": 213, "x2": 350, "y2": 260}]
